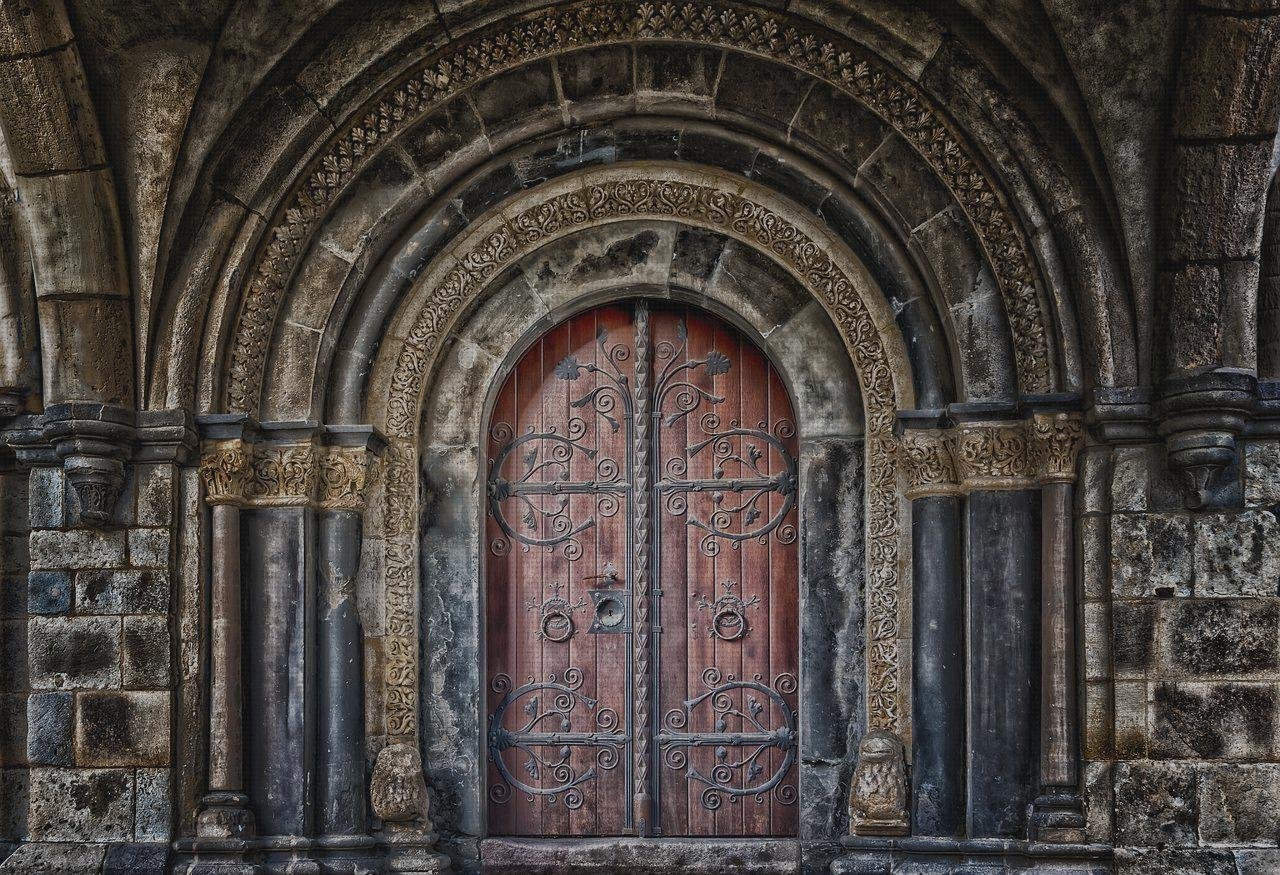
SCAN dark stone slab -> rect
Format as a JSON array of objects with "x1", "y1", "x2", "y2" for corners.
[
  {"x1": 1150, "y1": 681, "x2": 1278, "y2": 759},
  {"x1": 715, "y1": 52, "x2": 811, "y2": 129},
  {"x1": 26, "y1": 690, "x2": 71, "y2": 765},
  {"x1": 103, "y1": 841, "x2": 169, "y2": 874},
  {"x1": 1165, "y1": 598, "x2": 1279, "y2": 675},
  {"x1": 27, "y1": 570, "x2": 70, "y2": 615},
  {"x1": 558, "y1": 46, "x2": 632, "y2": 103},
  {"x1": 401, "y1": 96, "x2": 485, "y2": 170},
  {"x1": 635, "y1": 44, "x2": 721, "y2": 96},
  {"x1": 1114, "y1": 760, "x2": 1198, "y2": 846},
  {"x1": 243, "y1": 506, "x2": 316, "y2": 837},
  {"x1": 791, "y1": 82, "x2": 889, "y2": 173},
  {"x1": 1112, "y1": 600, "x2": 1155, "y2": 675},
  {"x1": 470, "y1": 60, "x2": 559, "y2": 138},
  {"x1": 966, "y1": 490, "x2": 1038, "y2": 838}
]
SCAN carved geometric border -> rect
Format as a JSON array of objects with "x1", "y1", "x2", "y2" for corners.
[
  {"x1": 224, "y1": 0, "x2": 1055, "y2": 415},
  {"x1": 371, "y1": 165, "x2": 914, "y2": 744}
]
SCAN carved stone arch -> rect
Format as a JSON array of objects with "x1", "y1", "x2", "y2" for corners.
[
  {"x1": 211, "y1": 0, "x2": 1068, "y2": 423},
  {"x1": 355, "y1": 166, "x2": 915, "y2": 778}
]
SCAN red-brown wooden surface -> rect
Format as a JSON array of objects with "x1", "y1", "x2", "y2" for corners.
[{"x1": 484, "y1": 302, "x2": 798, "y2": 837}]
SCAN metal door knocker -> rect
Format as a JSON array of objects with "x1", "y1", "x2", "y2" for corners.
[
  {"x1": 528, "y1": 581, "x2": 585, "y2": 642},
  {"x1": 695, "y1": 580, "x2": 760, "y2": 641}
]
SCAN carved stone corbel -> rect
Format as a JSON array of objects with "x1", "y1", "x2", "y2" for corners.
[
  {"x1": 849, "y1": 730, "x2": 909, "y2": 836},
  {"x1": 897, "y1": 429, "x2": 960, "y2": 500},
  {"x1": 371, "y1": 743, "x2": 451, "y2": 873},
  {"x1": 42, "y1": 402, "x2": 135, "y2": 525}
]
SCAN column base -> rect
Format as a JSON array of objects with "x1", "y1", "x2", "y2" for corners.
[
  {"x1": 382, "y1": 824, "x2": 452, "y2": 873},
  {"x1": 1029, "y1": 791, "x2": 1087, "y2": 844}
]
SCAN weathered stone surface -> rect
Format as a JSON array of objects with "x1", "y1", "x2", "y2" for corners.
[
  {"x1": 27, "y1": 768, "x2": 133, "y2": 841},
  {"x1": 102, "y1": 843, "x2": 169, "y2": 872},
  {"x1": 1197, "y1": 763, "x2": 1280, "y2": 846},
  {"x1": 1163, "y1": 599, "x2": 1280, "y2": 676},
  {"x1": 0, "y1": 841, "x2": 106, "y2": 873},
  {"x1": 792, "y1": 81, "x2": 889, "y2": 172},
  {"x1": 74, "y1": 691, "x2": 170, "y2": 767},
  {"x1": 134, "y1": 768, "x2": 171, "y2": 842},
  {"x1": 1166, "y1": 140, "x2": 1273, "y2": 262},
  {"x1": 1111, "y1": 513, "x2": 1193, "y2": 598},
  {"x1": 1245, "y1": 439, "x2": 1280, "y2": 507},
  {"x1": 1237, "y1": 850, "x2": 1280, "y2": 874},
  {"x1": 1193, "y1": 510, "x2": 1280, "y2": 597},
  {"x1": 715, "y1": 51, "x2": 811, "y2": 127},
  {"x1": 1150, "y1": 682, "x2": 1279, "y2": 760},
  {"x1": 1174, "y1": 13, "x2": 1280, "y2": 140},
  {"x1": 1112, "y1": 601, "x2": 1154, "y2": 677},
  {"x1": 1114, "y1": 847, "x2": 1238, "y2": 874},
  {"x1": 1114, "y1": 760, "x2": 1198, "y2": 846},
  {"x1": 126, "y1": 527, "x2": 170, "y2": 569},
  {"x1": 131, "y1": 464, "x2": 173, "y2": 528},
  {"x1": 28, "y1": 529, "x2": 126, "y2": 571},
  {"x1": 1114, "y1": 680, "x2": 1148, "y2": 758},
  {"x1": 74, "y1": 569, "x2": 168, "y2": 614},
  {"x1": 1084, "y1": 760, "x2": 1113, "y2": 844},
  {"x1": 122, "y1": 615, "x2": 171, "y2": 688},
  {"x1": 26, "y1": 571, "x2": 70, "y2": 616},
  {"x1": 634, "y1": 44, "x2": 721, "y2": 97},
  {"x1": 27, "y1": 616, "x2": 120, "y2": 690},
  {"x1": 469, "y1": 60, "x2": 558, "y2": 139},
  {"x1": 25, "y1": 692, "x2": 71, "y2": 766},
  {"x1": 557, "y1": 45, "x2": 632, "y2": 105},
  {"x1": 26, "y1": 468, "x2": 64, "y2": 529}
]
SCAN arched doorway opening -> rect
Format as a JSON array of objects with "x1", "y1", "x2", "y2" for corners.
[{"x1": 483, "y1": 299, "x2": 800, "y2": 838}]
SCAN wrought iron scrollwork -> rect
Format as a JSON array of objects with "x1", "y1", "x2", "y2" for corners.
[
  {"x1": 486, "y1": 325, "x2": 634, "y2": 560},
  {"x1": 487, "y1": 669, "x2": 624, "y2": 808},
  {"x1": 657, "y1": 668, "x2": 798, "y2": 811},
  {"x1": 654, "y1": 320, "x2": 799, "y2": 558}
]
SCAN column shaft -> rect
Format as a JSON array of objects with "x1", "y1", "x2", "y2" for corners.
[
  {"x1": 1039, "y1": 481, "x2": 1077, "y2": 787},
  {"x1": 911, "y1": 495, "x2": 965, "y2": 836},
  {"x1": 208, "y1": 502, "x2": 243, "y2": 793},
  {"x1": 317, "y1": 510, "x2": 367, "y2": 836}
]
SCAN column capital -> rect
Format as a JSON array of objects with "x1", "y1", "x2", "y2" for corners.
[
  {"x1": 897, "y1": 429, "x2": 961, "y2": 500},
  {"x1": 247, "y1": 443, "x2": 320, "y2": 508},
  {"x1": 199, "y1": 440, "x2": 253, "y2": 506},
  {"x1": 950, "y1": 421, "x2": 1036, "y2": 491},
  {"x1": 317, "y1": 446, "x2": 377, "y2": 512},
  {"x1": 1030, "y1": 412, "x2": 1085, "y2": 485}
]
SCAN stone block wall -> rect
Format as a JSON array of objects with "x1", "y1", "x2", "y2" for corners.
[
  {"x1": 2, "y1": 462, "x2": 177, "y2": 863},
  {"x1": 1084, "y1": 440, "x2": 1280, "y2": 873}
]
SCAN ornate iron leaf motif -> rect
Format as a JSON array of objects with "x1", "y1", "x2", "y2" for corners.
[
  {"x1": 658, "y1": 668, "x2": 799, "y2": 812},
  {"x1": 487, "y1": 669, "x2": 623, "y2": 809},
  {"x1": 694, "y1": 580, "x2": 760, "y2": 641}
]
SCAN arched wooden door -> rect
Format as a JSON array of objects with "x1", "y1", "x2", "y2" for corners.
[{"x1": 484, "y1": 300, "x2": 799, "y2": 838}]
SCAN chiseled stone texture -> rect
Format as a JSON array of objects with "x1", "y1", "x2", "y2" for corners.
[
  {"x1": 27, "y1": 768, "x2": 133, "y2": 842},
  {"x1": 1111, "y1": 512, "x2": 1192, "y2": 597},
  {"x1": 1193, "y1": 510, "x2": 1280, "y2": 598},
  {"x1": 1197, "y1": 763, "x2": 1280, "y2": 846},
  {"x1": 1114, "y1": 760, "x2": 1198, "y2": 846},
  {"x1": 1245, "y1": 439, "x2": 1280, "y2": 507}
]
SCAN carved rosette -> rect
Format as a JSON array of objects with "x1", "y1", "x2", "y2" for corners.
[
  {"x1": 951, "y1": 422, "x2": 1036, "y2": 491},
  {"x1": 317, "y1": 447, "x2": 376, "y2": 512},
  {"x1": 897, "y1": 430, "x2": 960, "y2": 500},
  {"x1": 199, "y1": 441, "x2": 253, "y2": 506},
  {"x1": 1031, "y1": 413, "x2": 1085, "y2": 485},
  {"x1": 248, "y1": 445, "x2": 319, "y2": 507}
]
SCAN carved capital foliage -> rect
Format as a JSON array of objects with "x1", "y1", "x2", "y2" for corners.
[
  {"x1": 317, "y1": 447, "x2": 376, "y2": 512},
  {"x1": 248, "y1": 445, "x2": 318, "y2": 507},
  {"x1": 199, "y1": 441, "x2": 252, "y2": 506},
  {"x1": 897, "y1": 430, "x2": 960, "y2": 500},
  {"x1": 1030, "y1": 413, "x2": 1084, "y2": 484},
  {"x1": 950, "y1": 422, "x2": 1036, "y2": 491}
]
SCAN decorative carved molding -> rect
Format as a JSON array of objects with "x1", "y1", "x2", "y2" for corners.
[
  {"x1": 849, "y1": 730, "x2": 909, "y2": 836},
  {"x1": 950, "y1": 422, "x2": 1036, "y2": 491},
  {"x1": 1030, "y1": 413, "x2": 1084, "y2": 485},
  {"x1": 224, "y1": 0, "x2": 1054, "y2": 415},
  {"x1": 248, "y1": 445, "x2": 318, "y2": 507},
  {"x1": 897, "y1": 430, "x2": 960, "y2": 500},
  {"x1": 199, "y1": 441, "x2": 253, "y2": 506},
  {"x1": 377, "y1": 168, "x2": 910, "y2": 740},
  {"x1": 317, "y1": 446, "x2": 376, "y2": 512}
]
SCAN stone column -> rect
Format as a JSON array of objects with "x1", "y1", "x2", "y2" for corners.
[
  {"x1": 952, "y1": 420, "x2": 1039, "y2": 839},
  {"x1": 897, "y1": 424, "x2": 964, "y2": 837},
  {"x1": 314, "y1": 428, "x2": 383, "y2": 869},
  {"x1": 189, "y1": 417, "x2": 256, "y2": 869},
  {"x1": 1030, "y1": 413, "x2": 1087, "y2": 841},
  {"x1": 240, "y1": 426, "x2": 320, "y2": 863}
]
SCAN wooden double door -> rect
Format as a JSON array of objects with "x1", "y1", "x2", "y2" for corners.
[{"x1": 484, "y1": 300, "x2": 799, "y2": 837}]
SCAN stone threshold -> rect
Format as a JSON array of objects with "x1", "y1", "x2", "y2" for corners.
[{"x1": 479, "y1": 837, "x2": 802, "y2": 873}]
